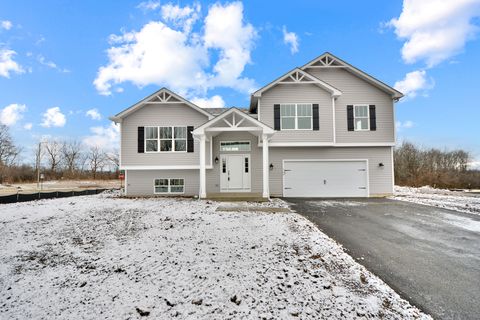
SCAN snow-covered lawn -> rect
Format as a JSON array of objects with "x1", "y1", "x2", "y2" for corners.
[
  {"x1": 392, "y1": 186, "x2": 480, "y2": 215},
  {"x1": 0, "y1": 193, "x2": 430, "y2": 319}
]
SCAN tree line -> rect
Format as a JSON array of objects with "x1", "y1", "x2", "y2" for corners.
[
  {"x1": 0, "y1": 124, "x2": 119, "y2": 184},
  {"x1": 394, "y1": 141, "x2": 479, "y2": 189}
]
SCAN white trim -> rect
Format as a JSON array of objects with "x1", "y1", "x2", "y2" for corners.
[
  {"x1": 279, "y1": 103, "x2": 313, "y2": 131},
  {"x1": 258, "y1": 142, "x2": 395, "y2": 147},
  {"x1": 193, "y1": 108, "x2": 275, "y2": 136},
  {"x1": 281, "y1": 159, "x2": 370, "y2": 197},
  {"x1": 153, "y1": 177, "x2": 185, "y2": 195},
  {"x1": 353, "y1": 104, "x2": 370, "y2": 131},
  {"x1": 334, "y1": 142, "x2": 396, "y2": 147},
  {"x1": 199, "y1": 134, "x2": 206, "y2": 198},
  {"x1": 124, "y1": 169, "x2": 128, "y2": 195},
  {"x1": 257, "y1": 99, "x2": 261, "y2": 121},
  {"x1": 219, "y1": 154, "x2": 251, "y2": 192},
  {"x1": 205, "y1": 127, "x2": 264, "y2": 132},
  {"x1": 219, "y1": 141, "x2": 251, "y2": 152},
  {"x1": 301, "y1": 53, "x2": 403, "y2": 99},
  {"x1": 144, "y1": 126, "x2": 188, "y2": 153},
  {"x1": 332, "y1": 97, "x2": 336, "y2": 144},
  {"x1": 120, "y1": 165, "x2": 213, "y2": 170},
  {"x1": 111, "y1": 87, "x2": 213, "y2": 121},
  {"x1": 262, "y1": 134, "x2": 270, "y2": 198},
  {"x1": 390, "y1": 146, "x2": 395, "y2": 194},
  {"x1": 252, "y1": 68, "x2": 342, "y2": 98}
]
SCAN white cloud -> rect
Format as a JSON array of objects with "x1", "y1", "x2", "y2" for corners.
[
  {"x1": 203, "y1": 2, "x2": 257, "y2": 92},
  {"x1": 468, "y1": 160, "x2": 480, "y2": 170},
  {"x1": 282, "y1": 26, "x2": 299, "y2": 54},
  {"x1": 41, "y1": 107, "x2": 66, "y2": 128},
  {"x1": 388, "y1": 0, "x2": 480, "y2": 66},
  {"x1": 94, "y1": 2, "x2": 256, "y2": 96},
  {"x1": 0, "y1": 103, "x2": 26, "y2": 126},
  {"x1": 37, "y1": 55, "x2": 69, "y2": 73},
  {"x1": 83, "y1": 123, "x2": 120, "y2": 150},
  {"x1": 191, "y1": 95, "x2": 225, "y2": 108},
  {"x1": 1, "y1": 20, "x2": 12, "y2": 30},
  {"x1": 24, "y1": 123, "x2": 33, "y2": 130},
  {"x1": 161, "y1": 3, "x2": 200, "y2": 32},
  {"x1": 137, "y1": 1, "x2": 160, "y2": 11},
  {"x1": 396, "y1": 120, "x2": 415, "y2": 131},
  {"x1": 394, "y1": 69, "x2": 434, "y2": 99},
  {"x1": 86, "y1": 108, "x2": 102, "y2": 120},
  {"x1": 0, "y1": 49, "x2": 24, "y2": 78}
]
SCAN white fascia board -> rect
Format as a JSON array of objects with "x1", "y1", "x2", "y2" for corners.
[
  {"x1": 257, "y1": 142, "x2": 395, "y2": 147},
  {"x1": 120, "y1": 165, "x2": 213, "y2": 170}
]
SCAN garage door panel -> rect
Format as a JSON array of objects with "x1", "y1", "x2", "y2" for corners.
[{"x1": 283, "y1": 160, "x2": 368, "y2": 197}]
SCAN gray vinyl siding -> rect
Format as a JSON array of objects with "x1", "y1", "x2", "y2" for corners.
[
  {"x1": 269, "y1": 146, "x2": 393, "y2": 197},
  {"x1": 259, "y1": 84, "x2": 333, "y2": 143},
  {"x1": 304, "y1": 68, "x2": 395, "y2": 143},
  {"x1": 206, "y1": 131, "x2": 263, "y2": 193},
  {"x1": 120, "y1": 103, "x2": 210, "y2": 166},
  {"x1": 126, "y1": 169, "x2": 199, "y2": 196}
]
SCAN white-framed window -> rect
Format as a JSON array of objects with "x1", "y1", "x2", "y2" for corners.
[
  {"x1": 280, "y1": 104, "x2": 313, "y2": 130},
  {"x1": 154, "y1": 178, "x2": 185, "y2": 194},
  {"x1": 220, "y1": 141, "x2": 251, "y2": 152},
  {"x1": 354, "y1": 105, "x2": 369, "y2": 131},
  {"x1": 145, "y1": 127, "x2": 159, "y2": 152},
  {"x1": 145, "y1": 126, "x2": 187, "y2": 152}
]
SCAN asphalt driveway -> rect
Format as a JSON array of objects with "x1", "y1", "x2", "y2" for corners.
[{"x1": 286, "y1": 198, "x2": 480, "y2": 320}]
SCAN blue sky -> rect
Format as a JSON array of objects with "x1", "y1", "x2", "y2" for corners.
[{"x1": 1, "y1": 0, "x2": 479, "y2": 166}]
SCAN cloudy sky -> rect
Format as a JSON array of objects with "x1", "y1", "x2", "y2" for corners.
[{"x1": 1, "y1": 0, "x2": 480, "y2": 166}]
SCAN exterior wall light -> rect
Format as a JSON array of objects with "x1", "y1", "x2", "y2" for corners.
[
  {"x1": 378, "y1": 162, "x2": 384, "y2": 167},
  {"x1": 269, "y1": 163, "x2": 274, "y2": 170},
  {"x1": 215, "y1": 157, "x2": 219, "y2": 164}
]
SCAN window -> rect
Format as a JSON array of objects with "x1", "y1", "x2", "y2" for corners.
[
  {"x1": 145, "y1": 126, "x2": 187, "y2": 152},
  {"x1": 220, "y1": 141, "x2": 251, "y2": 152},
  {"x1": 354, "y1": 105, "x2": 369, "y2": 131},
  {"x1": 244, "y1": 157, "x2": 249, "y2": 173},
  {"x1": 280, "y1": 104, "x2": 312, "y2": 130},
  {"x1": 145, "y1": 127, "x2": 159, "y2": 152},
  {"x1": 154, "y1": 178, "x2": 184, "y2": 194}
]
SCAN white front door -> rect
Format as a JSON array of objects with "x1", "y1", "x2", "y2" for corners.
[{"x1": 220, "y1": 154, "x2": 251, "y2": 192}]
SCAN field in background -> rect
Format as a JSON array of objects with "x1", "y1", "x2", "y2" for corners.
[{"x1": 0, "y1": 179, "x2": 121, "y2": 195}]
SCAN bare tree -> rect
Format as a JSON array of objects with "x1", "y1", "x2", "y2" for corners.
[
  {"x1": 0, "y1": 124, "x2": 20, "y2": 167},
  {"x1": 0, "y1": 124, "x2": 21, "y2": 183},
  {"x1": 105, "y1": 148, "x2": 120, "y2": 172},
  {"x1": 62, "y1": 140, "x2": 83, "y2": 175},
  {"x1": 87, "y1": 146, "x2": 106, "y2": 179},
  {"x1": 44, "y1": 140, "x2": 63, "y2": 173}
]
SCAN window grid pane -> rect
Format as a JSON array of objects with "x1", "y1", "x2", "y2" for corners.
[
  {"x1": 159, "y1": 127, "x2": 172, "y2": 139},
  {"x1": 146, "y1": 127, "x2": 158, "y2": 139},
  {"x1": 146, "y1": 140, "x2": 158, "y2": 152},
  {"x1": 220, "y1": 141, "x2": 251, "y2": 152}
]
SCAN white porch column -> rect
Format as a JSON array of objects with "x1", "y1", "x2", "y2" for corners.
[
  {"x1": 262, "y1": 134, "x2": 270, "y2": 199},
  {"x1": 199, "y1": 134, "x2": 207, "y2": 199}
]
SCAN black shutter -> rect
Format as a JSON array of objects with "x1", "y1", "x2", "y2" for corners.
[
  {"x1": 369, "y1": 105, "x2": 376, "y2": 131},
  {"x1": 312, "y1": 104, "x2": 319, "y2": 130},
  {"x1": 274, "y1": 104, "x2": 281, "y2": 130},
  {"x1": 347, "y1": 105, "x2": 354, "y2": 131},
  {"x1": 187, "y1": 126, "x2": 194, "y2": 152},
  {"x1": 137, "y1": 127, "x2": 144, "y2": 153}
]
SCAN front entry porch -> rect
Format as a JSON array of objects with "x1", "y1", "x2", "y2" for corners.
[{"x1": 192, "y1": 108, "x2": 275, "y2": 199}]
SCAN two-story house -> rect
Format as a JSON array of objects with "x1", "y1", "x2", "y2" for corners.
[{"x1": 110, "y1": 52, "x2": 403, "y2": 199}]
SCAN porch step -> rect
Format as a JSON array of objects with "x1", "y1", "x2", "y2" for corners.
[{"x1": 206, "y1": 192, "x2": 268, "y2": 202}]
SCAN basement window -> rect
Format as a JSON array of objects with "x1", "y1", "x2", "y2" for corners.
[{"x1": 154, "y1": 178, "x2": 185, "y2": 194}]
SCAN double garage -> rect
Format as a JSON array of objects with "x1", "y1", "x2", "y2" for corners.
[{"x1": 282, "y1": 160, "x2": 369, "y2": 197}]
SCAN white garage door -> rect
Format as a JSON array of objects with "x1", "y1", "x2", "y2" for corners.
[{"x1": 283, "y1": 160, "x2": 368, "y2": 197}]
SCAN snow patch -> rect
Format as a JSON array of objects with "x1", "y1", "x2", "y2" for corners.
[{"x1": 0, "y1": 194, "x2": 430, "y2": 319}]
